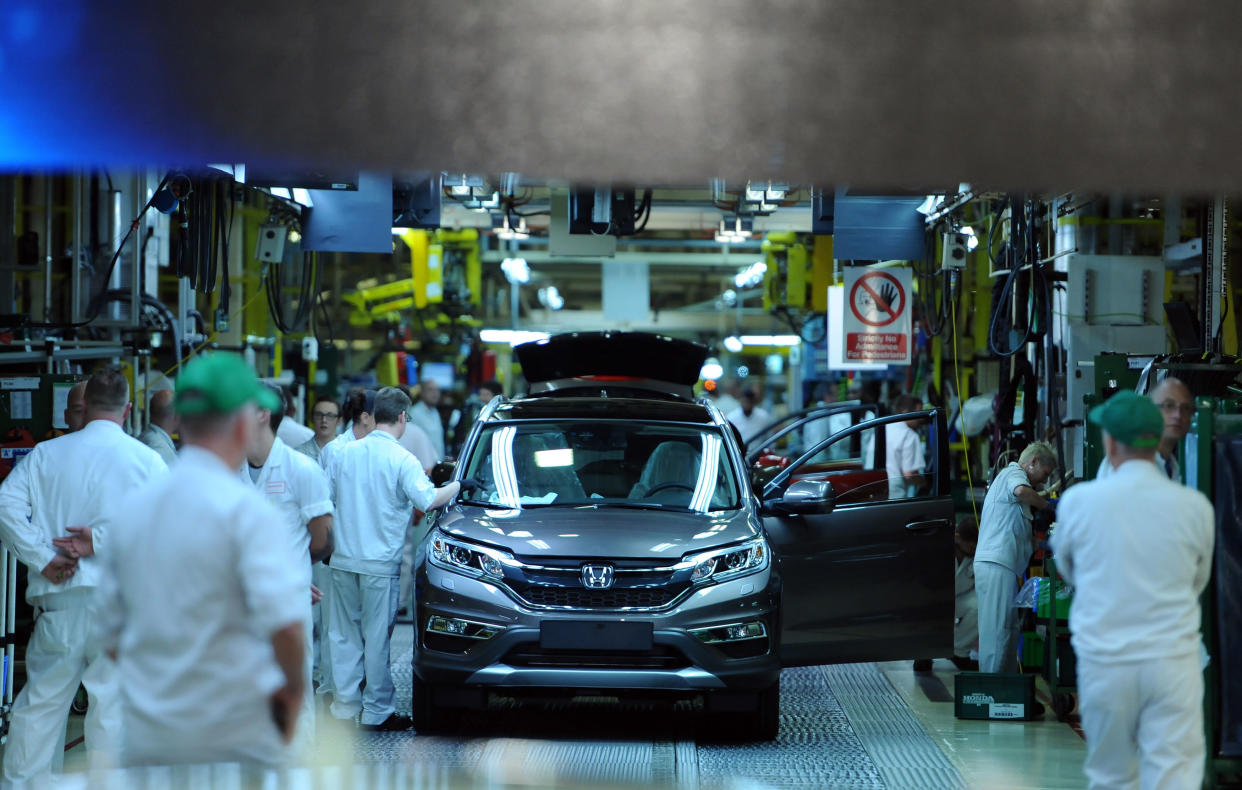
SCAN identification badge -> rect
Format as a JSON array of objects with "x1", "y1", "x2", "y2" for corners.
[{"x1": 265, "y1": 480, "x2": 287, "y2": 495}]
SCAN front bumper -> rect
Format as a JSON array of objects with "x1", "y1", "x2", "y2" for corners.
[{"x1": 413, "y1": 561, "x2": 781, "y2": 695}]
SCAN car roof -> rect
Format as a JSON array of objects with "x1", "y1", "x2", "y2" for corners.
[{"x1": 489, "y1": 396, "x2": 717, "y2": 424}]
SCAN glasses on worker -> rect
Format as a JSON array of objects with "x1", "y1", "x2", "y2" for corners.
[
  {"x1": 312, "y1": 411, "x2": 340, "y2": 420},
  {"x1": 1158, "y1": 401, "x2": 1194, "y2": 417}
]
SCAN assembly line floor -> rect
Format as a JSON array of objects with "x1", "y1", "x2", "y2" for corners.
[{"x1": 44, "y1": 625, "x2": 1088, "y2": 789}]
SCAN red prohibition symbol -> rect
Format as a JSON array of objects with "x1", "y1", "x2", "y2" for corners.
[{"x1": 849, "y1": 271, "x2": 905, "y2": 328}]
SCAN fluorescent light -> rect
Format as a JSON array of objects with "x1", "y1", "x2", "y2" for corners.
[
  {"x1": 479, "y1": 329, "x2": 549, "y2": 346},
  {"x1": 739, "y1": 335, "x2": 801, "y2": 346},
  {"x1": 292, "y1": 188, "x2": 314, "y2": 208},
  {"x1": 450, "y1": 184, "x2": 471, "y2": 196},
  {"x1": 534, "y1": 448, "x2": 574, "y2": 468},
  {"x1": 392, "y1": 227, "x2": 408, "y2": 235},
  {"x1": 270, "y1": 187, "x2": 291, "y2": 200},
  {"x1": 723, "y1": 336, "x2": 744, "y2": 353}
]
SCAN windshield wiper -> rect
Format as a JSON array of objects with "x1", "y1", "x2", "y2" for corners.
[{"x1": 589, "y1": 502, "x2": 695, "y2": 512}]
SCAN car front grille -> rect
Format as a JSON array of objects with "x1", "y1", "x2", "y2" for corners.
[
  {"x1": 516, "y1": 585, "x2": 683, "y2": 609},
  {"x1": 504, "y1": 643, "x2": 691, "y2": 670}
]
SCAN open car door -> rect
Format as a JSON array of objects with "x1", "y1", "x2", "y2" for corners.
[{"x1": 763, "y1": 409, "x2": 954, "y2": 666}]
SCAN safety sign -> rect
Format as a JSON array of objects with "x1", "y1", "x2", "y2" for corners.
[{"x1": 843, "y1": 266, "x2": 912, "y2": 364}]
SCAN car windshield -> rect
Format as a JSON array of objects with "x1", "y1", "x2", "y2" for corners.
[{"x1": 461, "y1": 420, "x2": 740, "y2": 512}]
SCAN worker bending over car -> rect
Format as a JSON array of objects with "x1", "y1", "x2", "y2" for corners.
[
  {"x1": 974, "y1": 440, "x2": 1056, "y2": 674},
  {"x1": 328, "y1": 386, "x2": 459, "y2": 731}
]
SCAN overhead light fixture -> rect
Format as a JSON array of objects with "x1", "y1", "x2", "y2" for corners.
[
  {"x1": 736, "y1": 365, "x2": 750, "y2": 379},
  {"x1": 479, "y1": 329, "x2": 550, "y2": 346},
  {"x1": 723, "y1": 336, "x2": 744, "y2": 353},
  {"x1": 501, "y1": 257, "x2": 530, "y2": 284},
  {"x1": 742, "y1": 181, "x2": 788, "y2": 214},
  {"x1": 720, "y1": 289, "x2": 738, "y2": 307},
  {"x1": 291, "y1": 188, "x2": 314, "y2": 208},
  {"x1": 715, "y1": 216, "x2": 753, "y2": 244},
  {"x1": 270, "y1": 187, "x2": 292, "y2": 200},
  {"x1": 700, "y1": 358, "x2": 724, "y2": 381},
  {"x1": 765, "y1": 354, "x2": 784, "y2": 375},
  {"x1": 739, "y1": 335, "x2": 800, "y2": 347},
  {"x1": 495, "y1": 215, "x2": 530, "y2": 241}
]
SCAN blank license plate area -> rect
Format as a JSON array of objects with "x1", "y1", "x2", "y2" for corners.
[{"x1": 540, "y1": 621, "x2": 653, "y2": 652}]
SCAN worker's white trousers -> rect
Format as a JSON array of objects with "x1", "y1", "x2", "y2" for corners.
[
  {"x1": 974, "y1": 561, "x2": 1020, "y2": 673},
  {"x1": 312, "y1": 561, "x2": 333, "y2": 693},
  {"x1": 1077, "y1": 652, "x2": 1204, "y2": 790},
  {"x1": 290, "y1": 604, "x2": 316, "y2": 758},
  {"x1": 3, "y1": 590, "x2": 120, "y2": 782},
  {"x1": 328, "y1": 569, "x2": 400, "y2": 726}
]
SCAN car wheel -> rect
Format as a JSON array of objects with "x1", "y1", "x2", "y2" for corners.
[
  {"x1": 411, "y1": 674, "x2": 455, "y2": 735},
  {"x1": 740, "y1": 680, "x2": 779, "y2": 740}
]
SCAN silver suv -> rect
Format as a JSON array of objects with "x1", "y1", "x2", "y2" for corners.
[{"x1": 412, "y1": 332, "x2": 953, "y2": 739}]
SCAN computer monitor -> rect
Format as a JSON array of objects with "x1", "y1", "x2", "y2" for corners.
[{"x1": 419, "y1": 362, "x2": 456, "y2": 390}]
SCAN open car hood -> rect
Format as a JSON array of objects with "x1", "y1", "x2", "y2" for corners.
[{"x1": 515, "y1": 332, "x2": 708, "y2": 397}]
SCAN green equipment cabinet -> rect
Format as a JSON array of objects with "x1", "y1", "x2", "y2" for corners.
[{"x1": 1183, "y1": 398, "x2": 1242, "y2": 789}]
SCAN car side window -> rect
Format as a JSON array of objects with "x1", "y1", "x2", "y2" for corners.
[{"x1": 783, "y1": 413, "x2": 937, "y2": 507}]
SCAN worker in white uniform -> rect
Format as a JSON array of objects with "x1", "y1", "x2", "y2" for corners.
[
  {"x1": 1052, "y1": 391, "x2": 1214, "y2": 790},
  {"x1": 243, "y1": 381, "x2": 334, "y2": 754},
  {"x1": 407, "y1": 377, "x2": 446, "y2": 461},
  {"x1": 137, "y1": 388, "x2": 179, "y2": 465},
  {"x1": 276, "y1": 384, "x2": 315, "y2": 449},
  {"x1": 974, "y1": 440, "x2": 1056, "y2": 673},
  {"x1": 296, "y1": 394, "x2": 342, "y2": 463},
  {"x1": 1096, "y1": 377, "x2": 1193, "y2": 482},
  {"x1": 885, "y1": 394, "x2": 927, "y2": 500},
  {"x1": 0, "y1": 368, "x2": 167, "y2": 781},
  {"x1": 95, "y1": 352, "x2": 307, "y2": 767},
  {"x1": 314, "y1": 387, "x2": 375, "y2": 695},
  {"x1": 328, "y1": 386, "x2": 460, "y2": 730},
  {"x1": 727, "y1": 385, "x2": 772, "y2": 444}
]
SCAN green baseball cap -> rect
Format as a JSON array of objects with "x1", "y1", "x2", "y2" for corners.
[
  {"x1": 175, "y1": 352, "x2": 283, "y2": 416},
  {"x1": 1089, "y1": 390, "x2": 1163, "y2": 448}
]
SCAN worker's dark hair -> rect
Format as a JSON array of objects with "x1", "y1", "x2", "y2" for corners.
[
  {"x1": 479, "y1": 380, "x2": 502, "y2": 398},
  {"x1": 891, "y1": 393, "x2": 922, "y2": 414},
  {"x1": 261, "y1": 382, "x2": 285, "y2": 434},
  {"x1": 85, "y1": 367, "x2": 129, "y2": 414},
  {"x1": 312, "y1": 393, "x2": 339, "y2": 414},
  {"x1": 740, "y1": 385, "x2": 759, "y2": 399},
  {"x1": 373, "y1": 386, "x2": 412, "y2": 425},
  {"x1": 955, "y1": 516, "x2": 979, "y2": 542},
  {"x1": 148, "y1": 389, "x2": 175, "y2": 423},
  {"x1": 341, "y1": 387, "x2": 373, "y2": 424}
]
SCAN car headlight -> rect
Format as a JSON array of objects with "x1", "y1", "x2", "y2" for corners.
[
  {"x1": 686, "y1": 538, "x2": 769, "y2": 584},
  {"x1": 429, "y1": 532, "x2": 513, "y2": 580}
]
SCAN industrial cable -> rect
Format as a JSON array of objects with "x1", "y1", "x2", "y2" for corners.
[
  {"x1": 950, "y1": 283, "x2": 979, "y2": 526},
  {"x1": 987, "y1": 197, "x2": 1048, "y2": 357}
]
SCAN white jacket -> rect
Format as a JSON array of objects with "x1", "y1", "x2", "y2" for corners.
[
  {"x1": 330, "y1": 429, "x2": 436, "y2": 577},
  {"x1": 0, "y1": 420, "x2": 167, "y2": 603},
  {"x1": 95, "y1": 446, "x2": 306, "y2": 755},
  {"x1": 1052, "y1": 459, "x2": 1214, "y2": 662}
]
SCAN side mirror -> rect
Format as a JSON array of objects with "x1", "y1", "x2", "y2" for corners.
[
  {"x1": 766, "y1": 479, "x2": 834, "y2": 516},
  {"x1": 430, "y1": 461, "x2": 456, "y2": 486}
]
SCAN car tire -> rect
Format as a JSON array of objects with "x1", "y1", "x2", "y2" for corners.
[
  {"x1": 718, "y1": 679, "x2": 780, "y2": 742},
  {"x1": 411, "y1": 675, "x2": 457, "y2": 735},
  {"x1": 751, "y1": 679, "x2": 781, "y2": 740}
]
